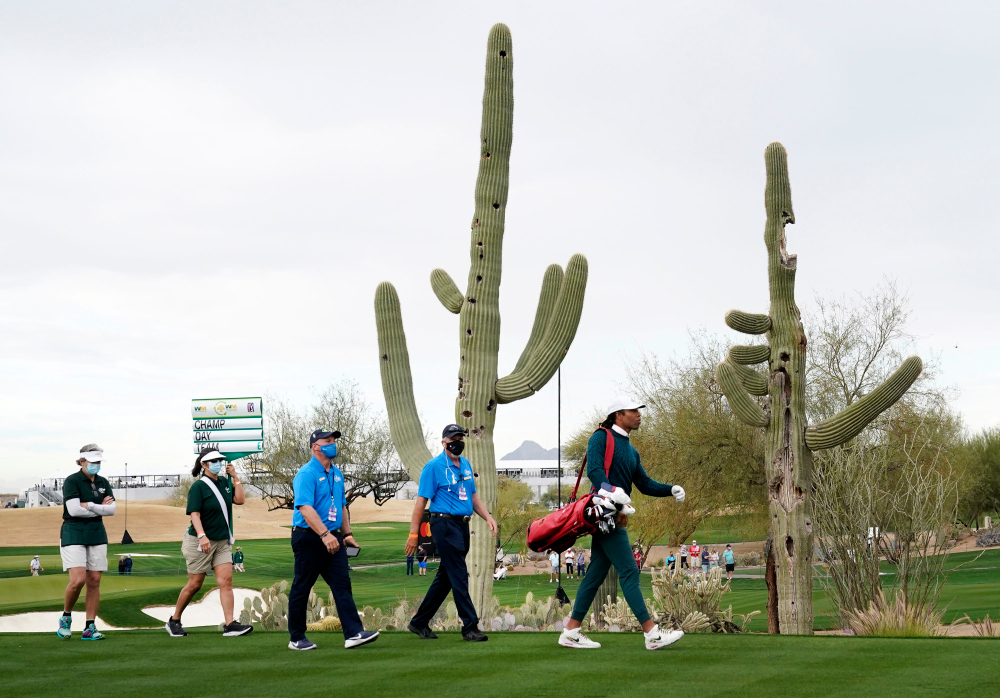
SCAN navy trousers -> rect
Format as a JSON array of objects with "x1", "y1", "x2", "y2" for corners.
[
  {"x1": 410, "y1": 518, "x2": 479, "y2": 634},
  {"x1": 288, "y1": 528, "x2": 364, "y2": 641}
]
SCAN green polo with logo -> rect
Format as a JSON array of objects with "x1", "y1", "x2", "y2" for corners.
[
  {"x1": 61, "y1": 470, "x2": 114, "y2": 546},
  {"x1": 186, "y1": 475, "x2": 234, "y2": 542}
]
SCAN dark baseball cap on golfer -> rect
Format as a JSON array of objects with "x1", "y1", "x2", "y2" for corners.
[
  {"x1": 442, "y1": 424, "x2": 468, "y2": 439},
  {"x1": 309, "y1": 429, "x2": 342, "y2": 446}
]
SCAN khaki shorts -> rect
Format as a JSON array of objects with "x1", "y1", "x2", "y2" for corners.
[
  {"x1": 182, "y1": 533, "x2": 232, "y2": 575},
  {"x1": 61, "y1": 544, "x2": 108, "y2": 572}
]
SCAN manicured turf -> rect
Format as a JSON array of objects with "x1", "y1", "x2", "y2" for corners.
[
  {"x1": 3, "y1": 532, "x2": 998, "y2": 633},
  {"x1": 2, "y1": 631, "x2": 998, "y2": 696}
]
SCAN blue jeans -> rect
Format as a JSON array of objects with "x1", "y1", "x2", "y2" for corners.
[
  {"x1": 410, "y1": 518, "x2": 479, "y2": 634},
  {"x1": 288, "y1": 528, "x2": 364, "y2": 641}
]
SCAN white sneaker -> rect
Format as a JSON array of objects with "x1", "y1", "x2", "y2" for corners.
[
  {"x1": 644, "y1": 625, "x2": 684, "y2": 650},
  {"x1": 558, "y1": 627, "x2": 601, "y2": 649}
]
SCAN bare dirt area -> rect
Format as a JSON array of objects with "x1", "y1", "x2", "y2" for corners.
[{"x1": 0, "y1": 497, "x2": 415, "y2": 546}]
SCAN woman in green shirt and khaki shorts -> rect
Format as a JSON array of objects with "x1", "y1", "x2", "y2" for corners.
[{"x1": 165, "y1": 447, "x2": 252, "y2": 638}]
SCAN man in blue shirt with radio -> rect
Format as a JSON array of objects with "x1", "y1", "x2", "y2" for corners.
[
  {"x1": 405, "y1": 424, "x2": 497, "y2": 642},
  {"x1": 287, "y1": 429, "x2": 378, "y2": 651}
]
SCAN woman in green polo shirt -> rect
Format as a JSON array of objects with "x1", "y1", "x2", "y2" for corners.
[{"x1": 165, "y1": 447, "x2": 252, "y2": 638}]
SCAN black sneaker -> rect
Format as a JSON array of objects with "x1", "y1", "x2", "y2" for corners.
[
  {"x1": 222, "y1": 621, "x2": 253, "y2": 637},
  {"x1": 166, "y1": 617, "x2": 187, "y2": 637},
  {"x1": 407, "y1": 623, "x2": 438, "y2": 639},
  {"x1": 462, "y1": 629, "x2": 488, "y2": 642}
]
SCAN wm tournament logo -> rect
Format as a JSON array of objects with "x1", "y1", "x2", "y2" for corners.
[{"x1": 214, "y1": 401, "x2": 228, "y2": 416}]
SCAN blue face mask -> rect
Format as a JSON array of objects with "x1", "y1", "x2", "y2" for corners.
[
  {"x1": 85, "y1": 463, "x2": 101, "y2": 475},
  {"x1": 207, "y1": 460, "x2": 225, "y2": 475},
  {"x1": 320, "y1": 443, "x2": 338, "y2": 459}
]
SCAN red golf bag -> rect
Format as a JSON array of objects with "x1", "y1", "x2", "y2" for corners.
[{"x1": 526, "y1": 427, "x2": 615, "y2": 553}]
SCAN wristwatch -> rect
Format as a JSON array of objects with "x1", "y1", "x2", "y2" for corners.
[{"x1": 197, "y1": 533, "x2": 206, "y2": 539}]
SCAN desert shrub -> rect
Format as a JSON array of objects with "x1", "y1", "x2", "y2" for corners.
[
  {"x1": 843, "y1": 589, "x2": 944, "y2": 637},
  {"x1": 167, "y1": 478, "x2": 194, "y2": 507},
  {"x1": 736, "y1": 551, "x2": 762, "y2": 567},
  {"x1": 953, "y1": 614, "x2": 1000, "y2": 637},
  {"x1": 975, "y1": 529, "x2": 1000, "y2": 547}
]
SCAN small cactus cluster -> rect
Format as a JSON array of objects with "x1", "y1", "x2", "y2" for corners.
[{"x1": 238, "y1": 581, "x2": 337, "y2": 631}]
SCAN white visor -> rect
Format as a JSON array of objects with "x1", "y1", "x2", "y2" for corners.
[
  {"x1": 81, "y1": 451, "x2": 103, "y2": 463},
  {"x1": 201, "y1": 451, "x2": 225, "y2": 462}
]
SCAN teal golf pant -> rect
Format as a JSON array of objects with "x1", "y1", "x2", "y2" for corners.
[{"x1": 570, "y1": 526, "x2": 650, "y2": 624}]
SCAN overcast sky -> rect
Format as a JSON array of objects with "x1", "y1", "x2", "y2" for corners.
[{"x1": 1, "y1": 2, "x2": 997, "y2": 492}]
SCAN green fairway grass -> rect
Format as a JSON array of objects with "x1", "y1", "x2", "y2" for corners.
[
  {"x1": 3, "y1": 532, "x2": 997, "y2": 633},
  {"x1": 1, "y1": 631, "x2": 998, "y2": 697}
]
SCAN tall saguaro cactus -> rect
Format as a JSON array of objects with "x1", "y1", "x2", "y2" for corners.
[
  {"x1": 374, "y1": 24, "x2": 588, "y2": 612},
  {"x1": 717, "y1": 143, "x2": 922, "y2": 634}
]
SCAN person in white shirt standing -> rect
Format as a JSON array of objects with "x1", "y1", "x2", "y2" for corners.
[
  {"x1": 548, "y1": 550, "x2": 560, "y2": 582},
  {"x1": 30, "y1": 556, "x2": 43, "y2": 576}
]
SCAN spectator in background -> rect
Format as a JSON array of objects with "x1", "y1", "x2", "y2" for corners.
[
  {"x1": 406, "y1": 550, "x2": 415, "y2": 576},
  {"x1": 232, "y1": 547, "x2": 245, "y2": 573},
  {"x1": 723, "y1": 544, "x2": 736, "y2": 580},
  {"x1": 709, "y1": 549, "x2": 719, "y2": 571},
  {"x1": 688, "y1": 540, "x2": 701, "y2": 572},
  {"x1": 548, "y1": 550, "x2": 560, "y2": 583},
  {"x1": 565, "y1": 549, "x2": 575, "y2": 576},
  {"x1": 700, "y1": 547, "x2": 710, "y2": 577},
  {"x1": 679, "y1": 543, "x2": 688, "y2": 570},
  {"x1": 118, "y1": 556, "x2": 125, "y2": 575},
  {"x1": 576, "y1": 549, "x2": 586, "y2": 579},
  {"x1": 666, "y1": 552, "x2": 676, "y2": 572},
  {"x1": 493, "y1": 562, "x2": 507, "y2": 581},
  {"x1": 30, "y1": 556, "x2": 43, "y2": 576},
  {"x1": 125, "y1": 554, "x2": 132, "y2": 575},
  {"x1": 416, "y1": 544, "x2": 428, "y2": 576},
  {"x1": 633, "y1": 544, "x2": 642, "y2": 568}
]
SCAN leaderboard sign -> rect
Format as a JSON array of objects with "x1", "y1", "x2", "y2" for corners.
[{"x1": 192, "y1": 397, "x2": 264, "y2": 461}]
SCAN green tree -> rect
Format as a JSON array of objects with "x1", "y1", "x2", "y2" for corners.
[{"x1": 957, "y1": 427, "x2": 1000, "y2": 527}]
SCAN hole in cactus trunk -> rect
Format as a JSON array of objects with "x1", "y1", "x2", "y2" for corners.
[
  {"x1": 468, "y1": 298, "x2": 476, "y2": 304},
  {"x1": 462, "y1": 410, "x2": 473, "y2": 419},
  {"x1": 476, "y1": 275, "x2": 482, "y2": 283},
  {"x1": 484, "y1": 153, "x2": 490, "y2": 159},
  {"x1": 499, "y1": 50, "x2": 506, "y2": 57},
  {"x1": 487, "y1": 399, "x2": 495, "y2": 412},
  {"x1": 780, "y1": 352, "x2": 790, "y2": 362},
  {"x1": 785, "y1": 536, "x2": 794, "y2": 558},
  {"x1": 381, "y1": 354, "x2": 388, "y2": 362},
  {"x1": 466, "y1": 328, "x2": 473, "y2": 336},
  {"x1": 492, "y1": 203, "x2": 500, "y2": 210}
]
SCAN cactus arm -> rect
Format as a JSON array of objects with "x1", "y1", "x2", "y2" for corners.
[
  {"x1": 805, "y1": 356, "x2": 923, "y2": 450},
  {"x1": 511, "y1": 264, "x2": 564, "y2": 373},
  {"x1": 374, "y1": 281, "x2": 432, "y2": 479},
  {"x1": 731, "y1": 361, "x2": 768, "y2": 396},
  {"x1": 728, "y1": 344, "x2": 770, "y2": 365},
  {"x1": 430, "y1": 269, "x2": 463, "y2": 314},
  {"x1": 495, "y1": 254, "x2": 588, "y2": 404},
  {"x1": 716, "y1": 360, "x2": 768, "y2": 427},
  {"x1": 725, "y1": 310, "x2": 772, "y2": 335}
]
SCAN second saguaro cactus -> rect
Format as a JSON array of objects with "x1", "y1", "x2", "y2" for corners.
[
  {"x1": 717, "y1": 143, "x2": 922, "y2": 634},
  {"x1": 374, "y1": 24, "x2": 588, "y2": 612}
]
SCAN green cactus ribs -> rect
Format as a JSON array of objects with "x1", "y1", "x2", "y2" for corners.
[
  {"x1": 373, "y1": 23, "x2": 588, "y2": 613},
  {"x1": 714, "y1": 142, "x2": 922, "y2": 634}
]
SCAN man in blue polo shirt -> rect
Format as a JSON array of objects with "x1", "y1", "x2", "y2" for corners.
[
  {"x1": 405, "y1": 424, "x2": 497, "y2": 642},
  {"x1": 287, "y1": 428, "x2": 378, "y2": 651}
]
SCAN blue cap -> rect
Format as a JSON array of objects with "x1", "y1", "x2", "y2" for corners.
[{"x1": 442, "y1": 424, "x2": 468, "y2": 439}]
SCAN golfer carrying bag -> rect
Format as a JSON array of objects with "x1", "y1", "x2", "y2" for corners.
[{"x1": 558, "y1": 398, "x2": 686, "y2": 651}]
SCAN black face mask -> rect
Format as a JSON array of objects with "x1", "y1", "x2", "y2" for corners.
[{"x1": 445, "y1": 440, "x2": 465, "y2": 456}]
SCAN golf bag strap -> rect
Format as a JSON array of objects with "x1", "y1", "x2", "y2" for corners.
[
  {"x1": 200, "y1": 475, "x2": 235, "y2": 545},
  {"x1": 569, "y1": 427, "x2": 615, "y2": 501}
]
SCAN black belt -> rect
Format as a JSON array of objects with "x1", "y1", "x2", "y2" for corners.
[
  {"x1": 292, "y1": 526, "x2": 342, "y2": 534},
  {"x1": 430, "y1": 512, "x2": 471, "y2": 523}
]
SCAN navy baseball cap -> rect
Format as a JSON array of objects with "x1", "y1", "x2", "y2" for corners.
[
  {"x1": 309, "y1": 429, "x2": 342, "y2": 446},
  {"x1": 442, "y1": 424, "x2": 468, "y2": 439}
]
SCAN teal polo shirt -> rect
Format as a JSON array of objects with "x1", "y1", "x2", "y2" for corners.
[
  {"x1": 292, "y1": 456, "x2": 346, "y2": 531},
  {"x1": 417, "y1": 451, "x2": 475, "y2": 516}
]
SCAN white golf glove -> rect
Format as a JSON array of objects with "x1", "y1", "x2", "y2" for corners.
[{"x1": 671, "y1": 485, "x2": 685, "y2": 503}]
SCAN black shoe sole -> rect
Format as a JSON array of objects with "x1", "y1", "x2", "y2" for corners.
[{"x1": 407, "y1": 624, "x2": 438, "y2": 639}]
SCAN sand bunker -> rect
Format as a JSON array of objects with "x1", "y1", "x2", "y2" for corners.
[
  {"x1": 0, "y1": 611, "x2": 132, "y2": 633},
  {"x1": 0, "y1": 496, "x2": 414, "y2": 547},
  {"x1": 142, "y1": 588, "x2": 262, "y2": 627}
]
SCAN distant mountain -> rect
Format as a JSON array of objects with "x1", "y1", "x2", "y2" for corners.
[{"x1": 500, "y1": 440, "x2": 559, "y2": 461}]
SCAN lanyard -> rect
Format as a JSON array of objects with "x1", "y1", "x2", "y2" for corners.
[{"x1": 445, "y1": 458, "x2": 464, "y2": 492}]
